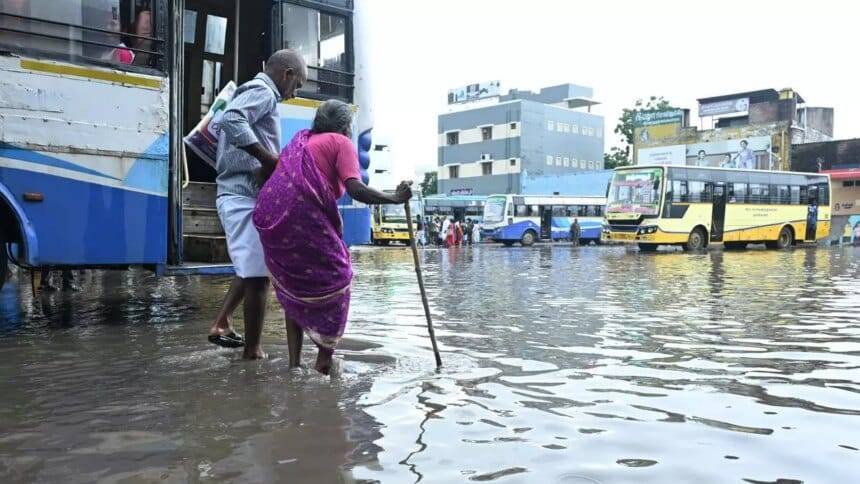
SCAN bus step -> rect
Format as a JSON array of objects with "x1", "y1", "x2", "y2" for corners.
[
  {"x1": 183, "y1": 181, "x2": 217, "y2": 209},
  {"x1": 182, "y1": 207, "x2": 224, "y2": 235},
  {"x1": 183, "y1": 234, "x2": 230, "y2": 263}
]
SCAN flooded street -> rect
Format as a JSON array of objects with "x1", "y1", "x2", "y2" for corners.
[{"x1": 1, "y1": 245, "x2": 859, "y2": 483}]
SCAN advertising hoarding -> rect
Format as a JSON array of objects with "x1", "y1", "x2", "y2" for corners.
[
  {"x1": 448, "y1": 81, "x2": 501, "y2": 104},
  {"x1": 699, "y1": 97, "x2": 750, "y2": 117},
  {"x1": 637, "y1": 145, "x2": 686, "y2": 166}
]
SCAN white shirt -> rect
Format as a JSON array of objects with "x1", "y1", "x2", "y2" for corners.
[{"x1": 441, "y1": 219, "x2": 451, "y2": 238}]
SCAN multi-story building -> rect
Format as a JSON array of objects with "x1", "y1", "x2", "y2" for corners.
[
  {"x1": 633, "y1": 88, "x2": 833, "y2": 170},
  {"x1": 437, "y1": 84, "x2": 605, "y2": 195}
]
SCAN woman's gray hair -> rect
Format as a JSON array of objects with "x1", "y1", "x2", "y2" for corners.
[{"x1": 311, "y1": 99, "x2": 353, "y2": 135}]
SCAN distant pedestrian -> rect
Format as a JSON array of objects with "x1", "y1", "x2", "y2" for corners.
[
  {"x1": 455, "y1": 221, "x2": 464, "y2": 246},
  {"x1": 445, "y1": 221, "x2": 455, "y2": 248},
  {"x1": 416, "y1": 215, "x2": 426, "y2": 246},
  {"x1": 465, "y1": 218, "x2": 475, "y2": 246},
  {"x1": 441, "y1": 217, "x2": 451, "y2": 246},
  {"x1": 570, "y1": 218, "x2": 581, "y2": 247},
  {"x1": 472, "y1": 221, "x2": 481, "y2": 244}
]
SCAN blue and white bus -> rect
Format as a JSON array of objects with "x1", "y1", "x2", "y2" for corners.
[
  {"x1": 0, "y1": 0, "x2": 374, "y2": 289},
  {"x1": 481, "y1": 194, "x2": 606, "y2": 246}
]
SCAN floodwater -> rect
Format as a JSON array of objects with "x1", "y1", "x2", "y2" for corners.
[{"x1": 1, "y1": 245, "x2": 859, "y2": 483}]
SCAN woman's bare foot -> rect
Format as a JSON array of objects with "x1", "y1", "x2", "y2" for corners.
[{"x1": 314, "y1": 350, "x2": 333, "y2": 375}]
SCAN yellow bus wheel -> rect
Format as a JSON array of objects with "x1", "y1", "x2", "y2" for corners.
[
  {"x1": 766, "y1": 226, "x2": 794, "y2": 249},
  {"x1": 684, "y1": 227, "x2": 708, "y2": 252}
]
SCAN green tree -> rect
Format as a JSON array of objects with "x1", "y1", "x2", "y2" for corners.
[
  {"x1": 604, "y1": 96, "x2": 674, "y2": 169},
  {"x1": 419, "y1": 171, "x2": 437, "y2": 196}
]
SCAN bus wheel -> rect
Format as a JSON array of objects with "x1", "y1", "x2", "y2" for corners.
[
  {"x1": 724, "y1": 242, "x2": 747, "y2": 250},
  {"x1": 767, "y1": 226, "x2": 794, "y2": 249},
  {"x1": 521, "y1": 230, "x2": 537, "y2": 247},
  {"x1": 684, "y1": 227, "x2": 708, "y2": 252},
  {"x1": 638, "y1": 243, "x2": 658, "y2": 252}
]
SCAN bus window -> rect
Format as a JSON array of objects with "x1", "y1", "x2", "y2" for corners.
[
  {"x1": 729, "y1": 183, "x2": 747, "y2": 203},
  {"x1": 790, "y1": 186, "x2": 801, "y2": 205},
  {"x1": 515, "y1": 205, "x2": 528, "y2": 217},
  {"x1": 552, "y1": 206, "x2": 567, "y2": 217},
  {"x1": 671, "y1": 180, "x2": 687, "y2": 202},
  {"x1": 774, "y1": 185, "x2": 790, "y2": 204},
  {"x1": 0, "y1": 0, "x2": 165, "y2": 71},
  {"x1": 749, "y1": 183, "x2": 769, "y2": 204},
  {"x1": 688, "y1": 181, "x2": 707, "y2": 202}
]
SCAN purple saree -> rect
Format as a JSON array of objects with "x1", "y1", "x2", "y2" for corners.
[{"x1": 252, "y1": 130, "x2": 353, "y2": 352}]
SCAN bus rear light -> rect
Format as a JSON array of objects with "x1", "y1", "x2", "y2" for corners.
[{"x1": 23, "y1": 192, "x2": 44, "y2": 202}]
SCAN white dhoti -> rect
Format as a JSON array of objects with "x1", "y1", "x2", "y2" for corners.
[{"x1": 216, "y1": 194, "x2": 268, "y2": 278}]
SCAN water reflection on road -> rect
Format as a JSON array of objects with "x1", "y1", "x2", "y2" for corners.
[{"x1": 0, "y1": 245, "x2": 858, "y2": 483}]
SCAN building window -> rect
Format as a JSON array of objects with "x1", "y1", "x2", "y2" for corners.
[
  {"x1": 588, "y1": 160, "x2": 594, "y2": 169},
  {"x1": 547, "y1": 120, "x2": 554, "y2": 131},
  {"x1": 447, "y1": 132, "x2": 459, "y2": 145},
  {"x1": 481, "y1": 126, "x2": 493, "y2": 141},
  {"x1": 580, "y1": 160, "x2": 587, "y2": 169},
  {"x1": 844, "y1": 181, "x2": 855, "y2": 187},
  {"x1": 596, "y1": 128, "x2": 603, "y2": 138},
  {"x1": 510, "y1": 159, "x2": 516, "y2": 166},
  {"x1": 563, "y1": 157, "x2": 570, "y2": 167},
  {"x1": 557, "y1": 123, "x2": 564, "y2": 133},
  {"x1": 596, "y1": 160, "x2": 602, "y2": 169},
  {"x1": 510, "y1": 122, "x2": 517, "y2": 130},
  {"x1": 546, "y1": 155, "x2": 553, "y2": 165},
  {"x1": 588, "y1": 127, "x2": 595, "y2": 136},
  {"x1": 571, "y1": 158, "x2": 577, "y2": 168},
  {"x1": 482, "y1": 162, "x2": 492, "y2": 176},
  {"x1": 449, "y1": 165, "x2": 459, "y2": 179},
  {"x1": 571, "y1": 124, "x2": 578, "y2": 134},
  {"x1": 555, "y1": 156, "x2": 562, "y2": 166}
]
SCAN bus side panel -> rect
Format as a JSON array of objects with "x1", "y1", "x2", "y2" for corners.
[{"x1": 0, "y1": 57, "x2": 169, "y2": 265}]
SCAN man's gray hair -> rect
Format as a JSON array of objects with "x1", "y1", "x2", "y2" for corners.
[
  {"x1": 264, "y1": 49, "x2": 305, "y2": 76},
  {"x1": 311, "y1": 100, "x2": 353, "y2": 135}
]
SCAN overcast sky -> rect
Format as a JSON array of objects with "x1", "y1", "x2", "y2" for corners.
[{"x1": 363, "y1": 0, "x2": 859, "y2": 180}]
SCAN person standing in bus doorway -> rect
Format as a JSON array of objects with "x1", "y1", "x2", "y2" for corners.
[
  {"x1": 570, "y1": 218, "x2": 581, "y2": 247},
  {"x1": 208, "y1": 49, "x2": 307, "y2": 359}
]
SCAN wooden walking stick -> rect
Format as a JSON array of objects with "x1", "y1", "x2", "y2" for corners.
[{"x1": 405, "y1": 201, "x2": 442, "y2": 368}]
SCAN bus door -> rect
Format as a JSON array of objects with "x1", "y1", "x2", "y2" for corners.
[
  {"x1": 806, "y1": 186, "x2": 819, "y2": 241},
  {"x1": 540, "y1": 206, "x2": 552, "y2": 239},
  {"x1": 711, "y1": 182, "x2": 727, "y2": 242},
  {"x1": 183, "y1": 0, "x2": 236, "y2": 169}
]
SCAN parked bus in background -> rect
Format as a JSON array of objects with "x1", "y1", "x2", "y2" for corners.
[
  {"x1": 370, "y1": 196, "x2": 423, "y2": 245},
  {"x1": 424, "y1": 195, "x2": 485, "y2": 223},
  {"x1": 0, "y1": 0, "x2": 374, "y2": 292},
  {"x1": 481, "y1": 194, "x2": 606, "y2": 246},
  {"x1": 602, "y1": 165, "x2": 831, "y2": 252}
]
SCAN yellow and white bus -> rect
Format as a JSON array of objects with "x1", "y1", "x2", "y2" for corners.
[
  {"x1": 370, "y1": 197, "x2": 423, "y2": 245},
  {"x1": 602, "y1": 165, "x2": 831, "y2": 251}
]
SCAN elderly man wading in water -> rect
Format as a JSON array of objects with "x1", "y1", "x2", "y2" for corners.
[{"x1": 207, "y1": 49, "x2": 307, "y2": 359}]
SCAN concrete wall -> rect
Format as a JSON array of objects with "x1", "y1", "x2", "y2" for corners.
[{"x1": 521, "y1": 102, "x2": 604, "y2": 177}]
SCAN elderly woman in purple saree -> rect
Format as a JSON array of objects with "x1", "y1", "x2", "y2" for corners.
[{"x1": 253, "y1": 100, "x2": 411, "y2": 374}]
